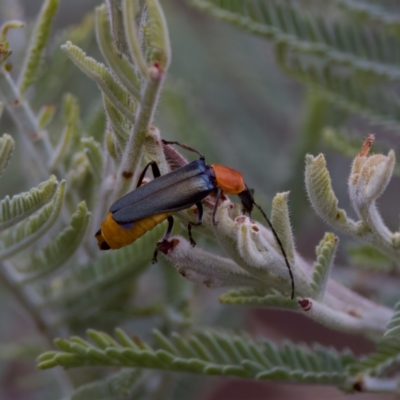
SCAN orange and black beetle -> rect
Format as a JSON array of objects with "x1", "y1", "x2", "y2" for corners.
[{"x1": 95, "y1": 140, "x2": 294, "y2": 298}]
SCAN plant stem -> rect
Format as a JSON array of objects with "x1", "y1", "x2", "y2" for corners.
[
  {"x1": 116, "y1": 65, "x2": 165, "y2": 197},
  {"x1": 0, "y1": 68, "x2": 52, "y2": 180}
]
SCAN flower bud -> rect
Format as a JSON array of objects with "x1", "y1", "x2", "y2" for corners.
[{"x1": 349, "y1": 135, "x2": 395, "y2": 212}]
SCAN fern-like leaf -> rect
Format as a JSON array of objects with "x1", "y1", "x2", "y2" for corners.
[
  {"x1": 276, "y1": 46, "x2": 400, "y2": 132},
  {"x1": 38, "y1": 223, "x2": 166, "y2": 322},
  {"x1": 0, "y1": 133, "x2": 15, "y2": 178},
  {"x1": 81, "y1": 137, "x2": 103, "y2": 181},
  {"x1": 335, "y1": 0, "x2": 400, "y2": 31},
  {"x1": 37, "y1": 105, "x2": 56, "y2": 129},
  {"x1": 61, "y1": 41, "x2": 137, "y2": 123},
  {"x1": 0, "y1": 180, "x2": 65, "y2": 261},
  {"x1": 18, "y1": 0, "x2": 59, "y2": 95},
  {"x1": 103, "y1": 95, "x2": 129, "y2": 147},
  {"x1": 310, "y1": 233, "x2": 338, "y2": 301},
  {"x1": 351, "y1": 302, "x2": 400, "y2": 376},
  {"x1": 144, "y1": 0, "x2": 171, "y2": 71},
  {"x1": 0, "y1": 175, "x2": 58, "y2": 231},
  {"x1": 219, "y1": 288, "x2": 298, "y2": 309},
  {"x1": 15, "y1": 201, "x2": 91, "y2": 276},
  {"x1": 95, "y1": 5, "x2": 141, "y2": 99},
  {"x1": 48, "y1": 94, "x2": 79, "y2": 170},
  {"x1": 189, "y1": 0, "x2": 400, "y2": 81},
  {"x1": 37, "y1": 328, "x2": 356, "y2": 386}
]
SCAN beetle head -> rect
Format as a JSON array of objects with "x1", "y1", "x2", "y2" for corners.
[{"x1": 238, "y1": 186, "x2": 254, "y2": 215}]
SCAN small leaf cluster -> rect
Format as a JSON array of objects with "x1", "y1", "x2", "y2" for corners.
[
  {"x1": 38, "y1": 328, "x2": 356, "y2": 387},
  {"x1": 189, "y1": 0, "x2": 400, "y2": 145}
]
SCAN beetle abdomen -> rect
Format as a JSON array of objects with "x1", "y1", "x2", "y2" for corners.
[{"x1": 96, "y1": 212, "x2": 170, "y2": 250}]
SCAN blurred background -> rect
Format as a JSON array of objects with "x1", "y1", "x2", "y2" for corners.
[{"x1": 1, "y1": 0, "x2": 399, "y2": 398}]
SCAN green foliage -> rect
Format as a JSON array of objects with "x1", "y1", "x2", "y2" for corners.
[
  {"x1": 310, "y1": 233, "x2": 338, "y2": 301},
  {"x1": 0, "y1": 181, "x2": 65, "y2": 261},
  {"x1": 15, "y1": 201, "x2": 91, "y2": 276},
  {"x1": 276, "y1": 50, "x2": 400, "y2": 132},
  {"x1": 95, "y1": 5, "x2": 140, "y2": 99},
  {"x1": 0, "y1": 176, "x2": 59, "y2": 231},
  {"x1": 189, "y1": 0, "x2": 400, "y2": 80},
  {"x1": 1, "y1": 0, "x2": 400, "y2": 397},
  {"x1": 61, "y1": 41, "x2": 137, "y2": 122},
  {"x1": 0, "y1": 133, "x2": 14, "y2": 178},
  {"x1": 334, "y1": 0, "x2": 400, "y2": 32},
  {"x1": 37, "y1": 328, "x2": 356, "y2": 386},
  {"x1": 143, "y1": 0, "x2": 171, "y2": 70},
  {"x1": 18, "y1": 0, "x2": 59, "y2": 95},
  {"x1": 80, "y1": 137, "x2": 103, "y2": 181},
  {"x1": 37, "y1": 105, "x2": 56, "y2": 129},
  {"x1": 351, "y1": 302, "x2": 400, "y2": 376},
  {"x1": 38, "y1": 223, "x2": 165, "y2": 324},
  {"x1": 220, "y1": 288, "x2": 298, "y2": 309}
]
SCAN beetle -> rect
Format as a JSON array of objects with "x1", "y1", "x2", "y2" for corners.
[{"x1": 95, "y1": 140, "x2": 295, "y2": 299}]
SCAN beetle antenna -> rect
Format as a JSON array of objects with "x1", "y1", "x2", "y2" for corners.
[
  {"x1": 162, "y1": 139, "x2": 205, "y2": 160},
  {"x1": 253, "y1": 202, "x2": 295, "y2": 300}
]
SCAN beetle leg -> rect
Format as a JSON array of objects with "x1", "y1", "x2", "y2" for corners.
[
  {"x1": 212, "y1": 188, "x2": 223, "y2": 226},
  {"x1": 152, "y1": 216, "x2": 174, "y2": 263},
  {"x1": 162, "y1": 139, "x2": 205, "y2": 160},
  {"x1": 136, "y1": 161, "x2": 161, "y2": 188},
  {"x1": 187, "y1": 202, "x2": 203, "y2": 247}
]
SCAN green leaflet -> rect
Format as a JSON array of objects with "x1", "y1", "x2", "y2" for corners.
[
  {"x1": 144, "y1": 0, "x2": 171, "y2": 70},
  {"x1": 334, "y1": 0, "x2": 400, "y2": 32},
  {"x1": 189, "y1": 0, "x2": 400, "y2": 81},
  {"x1": 276, "y1": 46, "x2": 400, "y2": 132},
  {"x1": 310, "y1": 233, "x2": 338, "y2": 301},
  {"x1": 18, "y1": 0, "x2": 59, "y2": 95},
  {"x1": 0, "y1": 133, "x2": 15, "y2": 178},
  {"x1": 34, "y1": 14, "x2": 95, "y2": 103},
  {"x1": 39, "y1": 222, "x2": 166, "y2": 309},
  {"x1": 271, "y1": 192, "x2": 295, "y2": 264},
  {"x1": 351, "y1": 302, "x2": 400, "y2": 376},
  {"x1": 37, "y1": 105, "x2": 56, "y2": 129},
  {"x1": 122, "y1": 0, "x2": 148, "y2": 78},
  {"x1": 304, "y1": 153, "x2": 357, "y2": 234},
  {"x1": 220, "y1": 288, "x2": 298, "y2": 310},
  {"x1": 80, "y1": 137, "x2": 103, "y2": 181},
  {"x1": 95, "y1": 5, "x2": 141, "y2": 99},
  {"x1": 15, "y1": 201, "x2": 91, "y2": 276},
  {"x1": 0, "y1": 175, "x2": 58, "y2": 231},
  {"x1": 61, "y1": 41, "x2": 137, "y2": 123},
  {"x1": 103, "y1": 94, "x2": 130, "y2": 147},
  {"x1": 48, "y1": 94, "x2": 80, "y2": 171},
  {"x1": 37, "y1": 328, "x2": 356, "y2": 386},
  {"x1": 0, "y1": 181, "x2": 65, "y2": 261}
]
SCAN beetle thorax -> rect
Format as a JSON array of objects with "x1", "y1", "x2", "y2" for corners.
[{"x1": 211, "y1": 164, "x2": 246, "y2": 195}]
